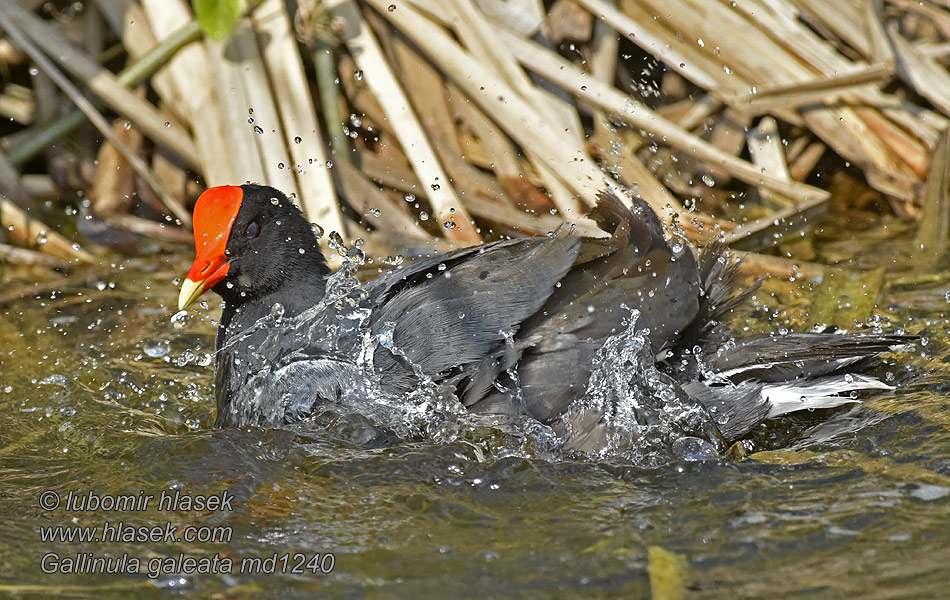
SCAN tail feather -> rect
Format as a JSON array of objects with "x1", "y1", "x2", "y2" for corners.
[
  {"x1": 686, "y1": 373, "x2": 895, "y2": 442},
  {"x1": 763, "y1": 374, "x2": 894, "y2": 418},
  {"x1": 708, "y1": 333, "x2": 914, "y2": 383}
]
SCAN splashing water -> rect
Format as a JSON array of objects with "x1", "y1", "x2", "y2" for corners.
[
  {"x1": 556, "y1": 308, "x2": 721, "y2": 465},
  {"x1": 216, "y1": 268, "x2": 727, "y2": 464}
]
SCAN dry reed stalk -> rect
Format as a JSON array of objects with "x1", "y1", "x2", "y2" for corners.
[
  {"x1": 389, "y1": 33, "x2": 460, "y2": 158},
  {"x1": 0, "y1": 0, "x2": 200, "y2": 169},
  {"x1": 110, "y1": 214, "x2": 193, "y2": 243},
  {"x1": 739, "y1": 0, "x2": 937, "y2": 158},
  {"x1": 440, "y1": 0, "x2": 589, "y2": 216},
  {"x1": 0, "y1": 198, "x2": 95, "y2": 262},
  {"x1": 333, "y1": 159, "x2": 436, "y2": 242},
  {"x1": 204, "y1": 34, "x2": 270, "y2": 186},
  {"x1": 137, "y1": 0, "x2": 235, "y2": 186},
  {"x1": 700, "y1": 109, "x2": 752, "y2": 185},
  {"x1": 90, "y1": 118, "x2": 141, "y2": 216},
  {"x1": 747, "y1": 116, "x2": 794, "y2": 208},
  {"x1": 733, "y1": 249, "x2": 825, "y2": 281},
  {"x1": 885, "y1": 23, "x2": 950, "y2": 118},
  {"x1": 445, "y1": 83, "x2": 552, "y2": 212},
  {"x1": 19, "y1": 174, "x2": 55, "y2": 199},
  {"x1": 376, "y1": 16, "x2": 515, "y2": 212},
  {"x1": 252, "y1": 0, "x2": 346, "y2": 234},
  {"x1": 230, "y1": 21, "x2": 302, "y2": 202},
  {"x1": 0, "y1": 4, "x2": 191, "y2": 225},
  {"x1": 658, "y1": 95, "x2": 722, "y2": 131},
  {"x1": 493, "y1": 27, "x2": 830, "y2": 203},
  {"x1": 788, "y1": 141, "x2": 826, "y2": 182},
  {"x1": 618, "y1": 0, "x2": 935, "y2": 200},
  {"x1": 576, "y1": 0, "x2": 723, "y2": 89},
  {"x1": 724, "y1": 194, "x2": 828, "y2": 251},
  {"x1": 791, "y1": 0, "x2": 888, "y2": 61},
  {"x1": 586, "y1": 18, "x2": 687, "y2": 220},
  {"x1": 329, "y1": 0, "x2": 481, "y2": 243},
  {"x1": 367, "y1": 0, "x2": 637, "y2": 226},
  {"x1": 0, "y1": 242, "x2": 70, "y2": 266},
  {"x1": 914, "y1": 129, "x2": 950, "y2": 266}
]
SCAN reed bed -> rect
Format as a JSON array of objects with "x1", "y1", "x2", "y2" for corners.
[{"x1": 0, "y1": 0, "x2": 947, "y2": 287}]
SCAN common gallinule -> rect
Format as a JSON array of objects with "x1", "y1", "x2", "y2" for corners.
[{"x1": 178, "y1": 184, "x2": 909, "y2": 457}]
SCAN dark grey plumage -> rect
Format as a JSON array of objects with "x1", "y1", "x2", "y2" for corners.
[{"x1": 205, "y1": 184, "x2": 913, "y2": 458}]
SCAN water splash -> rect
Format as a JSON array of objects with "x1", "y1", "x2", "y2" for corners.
[{"x1": 557, "y1": 309, "x2": 721, "y2": 465}]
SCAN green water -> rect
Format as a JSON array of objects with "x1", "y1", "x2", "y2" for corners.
[{"x1": 1, "y1": 224, "x2": 948, "y2": 598}]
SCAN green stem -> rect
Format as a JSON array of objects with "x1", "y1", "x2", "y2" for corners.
[
  {"x1": 313, "y1": 33, "x2": 351, "y2": 165},
  {"x1": 8, "y1": 20, "x2": 202, "y2": 168}
]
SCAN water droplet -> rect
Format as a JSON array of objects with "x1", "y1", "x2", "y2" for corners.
[
  {"x1": 254, "y1": 125, "x2": 264, "y2": 134},
  {"x1": 294, "y1": 136, "x2": 302, "y2": 144},
  {"x1": 370, "y1": 207, "x2": 381, "y2": 217},
  {"x1": 164, "y1": 121, "x2": 171, "y2": 128},
  {"x1": 36, "y1": 230, "x2": 48, "y2": 245},
  {"x1": 672, "y1": 436, "x2": 718, "y2": 461},
  {"x1": 443, "y1": 220, "x2": 457, "y2": 230},
  {"x1": 311, "y1": 223, "x2": 324, "y2": 238},
  {"x1": 278, "y1": 162, "x2": 285, "y2": 170},
  {"x1": 175, "y1": 349, "x2": 196, "y2": 367},
  {"x1": 143, "y1": 339, "x2": 171, "y2": 358},
  {"x1": 270, "y1": 197, "x2": 280, "y2": 205},
  {"x1": 346, "y1": 246, "x2": 365, "y2": 264},
  {"x1": 404, "y1": 193, "x2": 416, "y2": 202},
  {"x1": 430, "y1": 183, "x2": 440, "y2": 191},
  {"x1": 388, "y1": 3, "x2": 396, "y2": 11},
  {"x1": 419, "y1": 211, "x2": 429, "y2": 221},
  {"x1": 170, "y1": 311, "x2": 190, "y2": 329}
]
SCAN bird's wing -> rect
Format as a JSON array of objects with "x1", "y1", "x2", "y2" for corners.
[
  {"x1": 364, "y1": 233, "x2": 580, "y2": 402},
  {"x1": 496, "y1": 195, "x2": 703, "y2": 423}
]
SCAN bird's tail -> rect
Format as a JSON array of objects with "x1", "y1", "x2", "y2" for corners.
[{"x1": 760, "y1": 373, "x2": 894, "y2": 418}]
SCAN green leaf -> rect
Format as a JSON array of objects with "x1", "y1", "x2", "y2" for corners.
[{"x1": 193, "y1": 0, "x2": 247, "y2": 40}]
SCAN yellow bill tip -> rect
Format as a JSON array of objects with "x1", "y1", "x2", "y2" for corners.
[{"x1": 178, "y1": 278, "x2": 205, "y2": 311}]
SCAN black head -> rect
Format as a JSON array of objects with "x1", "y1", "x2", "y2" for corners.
[{"x1": 178, "y1": 184, "x2": 330, "y2": 311}]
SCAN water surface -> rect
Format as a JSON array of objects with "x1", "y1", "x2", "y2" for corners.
[{"x1": 1, "y1": 226, "x2": 948, "y2": 598}]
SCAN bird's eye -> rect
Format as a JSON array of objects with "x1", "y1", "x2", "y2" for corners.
[{"x1": 245, "y1": 221, "x2": 260, "y2": 239}]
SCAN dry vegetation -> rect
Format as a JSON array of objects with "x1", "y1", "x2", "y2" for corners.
[{"x1": 0, "y1": 0, "x2": 948, "y2": 289}]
